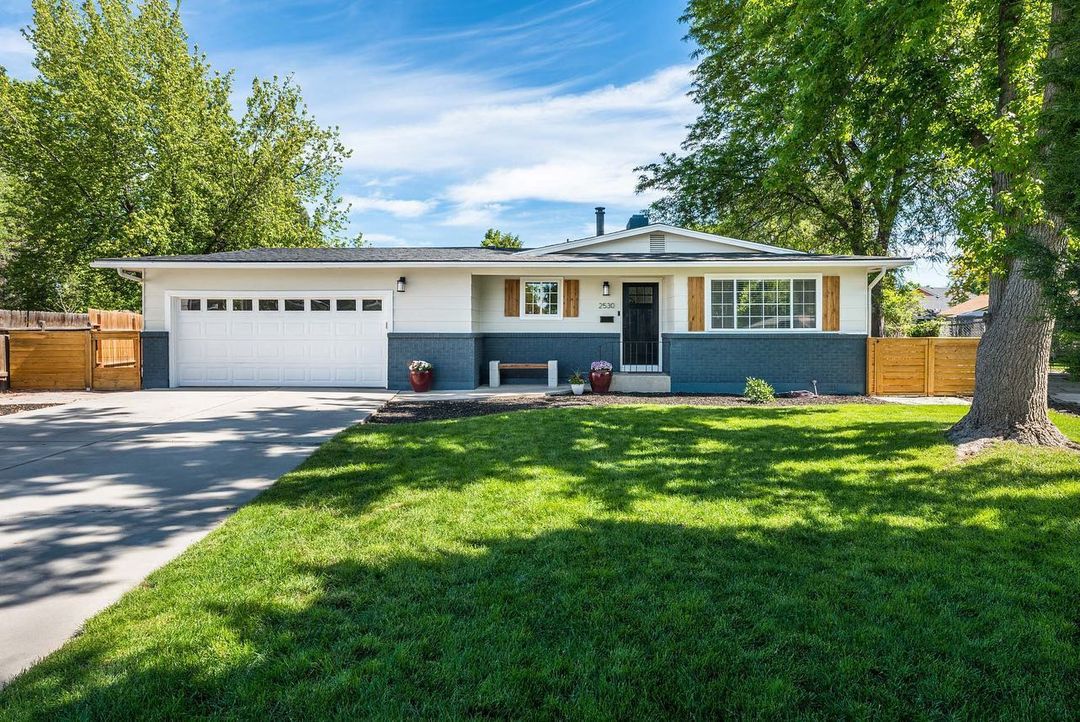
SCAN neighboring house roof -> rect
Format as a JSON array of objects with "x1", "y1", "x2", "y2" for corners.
[
  {"x1": 916, "y1": 286, "x2": 952, "y2": 315},
  {"x1": 92, "y1": 246, "x2": 910, "y2": 268},
  {"x1": 523, "y1": 223, "x2": 802, "y2": 256},
  {"x1": 942, "y1": 294, "x2": 989, "y2": 317}
]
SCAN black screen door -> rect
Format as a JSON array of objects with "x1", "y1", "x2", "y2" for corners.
[{"x1": 622, "y1": 282, "x2": 659, "y2": 366}]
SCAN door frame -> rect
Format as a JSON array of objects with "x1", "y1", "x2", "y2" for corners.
[
  {"x1": 618, "y1": 278, "x2": 663, "y2": 372},
  {"x1": 163, "y1": 289, "x2": 395, "y2": 388}
]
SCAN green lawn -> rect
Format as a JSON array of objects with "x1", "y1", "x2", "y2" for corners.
[{"x1": 3, "y1": 405, "x2": 1080, "y2": 719}]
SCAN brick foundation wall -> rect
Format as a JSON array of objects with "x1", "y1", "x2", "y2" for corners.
[
  {"x1": 479, "y1": 333, "x2": 621, "y2": 385},
  {"x1": 663, "y1": 333, "x2": 867, "y2": 395},
  {"x1": 387, "y1": 333, "x2": 482, "y2": 391},
  {"x1": 141, "y1": 331, "x2": 170, "y2": 388}
]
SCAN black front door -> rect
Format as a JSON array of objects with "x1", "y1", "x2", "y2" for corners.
[{"x1": 622, "y1": 282, "x2": 659, "y2": 366}]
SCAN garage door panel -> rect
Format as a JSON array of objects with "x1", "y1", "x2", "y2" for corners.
[{"x1": 175, "y1": 294, "x2": 388, "y2": 388}]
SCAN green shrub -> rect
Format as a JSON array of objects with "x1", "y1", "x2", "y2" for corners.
[
  {"x1": 1055, "y1": 332, "x2": 1080, "y2": 380},
  {"x1": 909, "y1": 318, "x2": 943, "y2": 337},
  {"x1": 743, "y1": 377, "x2": 776, "y2": 404}
]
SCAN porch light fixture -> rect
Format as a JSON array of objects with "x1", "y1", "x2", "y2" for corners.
[
  {"x1": 602, "y1": 281, "x2": 610, "y2": 297},
  {"x1": 396, "y1": 276, "x2": 407, "y2": 292}
]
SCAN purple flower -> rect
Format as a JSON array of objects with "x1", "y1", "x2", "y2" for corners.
[{"x1": 590, "y1": 360, "x2": 613, "y2": 373}]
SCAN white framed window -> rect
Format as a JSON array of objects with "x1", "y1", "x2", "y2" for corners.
[
  {"x1": 522, "y1": 279, "x2": 561, "y2": 318},
  {"x1": 707, "y1": 276, "x2": 821, "y2": 331}
]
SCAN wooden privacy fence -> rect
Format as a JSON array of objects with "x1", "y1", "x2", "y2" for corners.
[
  {"x1": 1, "y1": 309, "x2": 143, "y2": 391},
  {"x1": 5, "y1": 329, "x2": 142, "y2": 391},
  {"x1": 866, "y1": 337, "x2": 979, "y2": 396}
]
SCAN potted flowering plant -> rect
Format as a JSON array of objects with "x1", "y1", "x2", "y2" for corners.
[
  {"x1": 568, "y1": 370, "x2": 586, "y2": 395},
  {"x1": 408, "y1": 360, "x2": 433, "y2": 392},
  {"x1": 589, "y1": 360, "x2": 613, "y2": 393}
]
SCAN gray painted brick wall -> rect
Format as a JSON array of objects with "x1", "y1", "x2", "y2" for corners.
[
  {"x1": 388, "y1": 333, "x2": 482, "y2": 390},
  {"x1": 480, "y1": 333, "x2": 621, "y2": 385},
  {"x1": 141, "y1": 331, "x2": 170, "y2": 389},
  {"x1": 663, "y1": 333, "x2": 867, "y2": 395}
]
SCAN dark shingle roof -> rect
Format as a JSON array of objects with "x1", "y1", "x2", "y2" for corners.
[{"x1": 96, "y1": 247, "x2": 906, "y2": 264}]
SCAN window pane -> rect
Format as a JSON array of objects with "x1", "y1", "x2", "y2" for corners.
[
  {"x1": 710, "y1": 279, "x2": 734, "y2": 329},
  {"x1": 181, "y1": 299, "x2": 201, "y2": 311},
  {"x1": 524, "y1": 281, "x2": 559, "y2": 316},
  {"x1": 206, "y1": 299, "x2": 227, "y2": 311},
  {"x1": 361, "y1": 299, "x2": 383, "y2": 311},
  {"x1": 336, "y1": 299, "x2": 357, "y2": 311},
  {"x1": 310, "y1": 299, "x2": 331, "y2": 311},
  {"x1": 284, "y1": 299, "x2": 305, "y2": 311},
  {"x1": 793, "y1": 279, "x2": 817, "y2": 328},
  {"x1": 232, "y1": 299, "x2": 253, "y2": 311},
  {"x1": 258, "y1": 299, "x2": 279, "y2": 311}
]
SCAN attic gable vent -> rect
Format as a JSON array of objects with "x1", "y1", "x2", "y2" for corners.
[{"x1": 649, "y1": 233, "x2": 666, "y2": 253}]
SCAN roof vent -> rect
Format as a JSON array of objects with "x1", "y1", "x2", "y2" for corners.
[
  {"x1": 649, "y1": 232, "x2": 666, "y2": 253},
  {"x1": 626, "y1": 213, "x2": 649, "y2": 230}
]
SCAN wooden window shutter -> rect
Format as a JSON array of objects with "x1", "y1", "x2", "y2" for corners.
[
  {"x1": 688, "y1": 276, "x2": 705, "y2": 332},
  {"x1": 822, "y1": 276, "x2": 840, "y2": 331},
  {"x1": 564, "y1": 279, "x2": 579, "y2": 317},
  {"x1": 504, "y1": 279, "x2": 520, "y2": 317}
]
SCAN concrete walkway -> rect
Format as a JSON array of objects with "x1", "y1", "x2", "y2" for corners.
[
  {"x1": 0, "y1": 388, "x2": 393, "y2": 684},
  {"x1": 1049, "y1": 372, "x2": 1080, "y2": 406}
]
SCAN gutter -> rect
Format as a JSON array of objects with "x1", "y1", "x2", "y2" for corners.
[
  {"x1": 867, "y1": 268, "x2": 887, "y2": 336},
  {"x1": 91, "y1": 259, "x2": 914, "y2": 271}
]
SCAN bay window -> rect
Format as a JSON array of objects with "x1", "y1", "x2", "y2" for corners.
[{"x1": 709, "y1": 277, "x2": 818, "y2": 330}]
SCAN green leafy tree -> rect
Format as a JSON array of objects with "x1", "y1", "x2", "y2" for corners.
[
  {"x1": 881, "y1": 280, "x2": 925, "y2": 337},
  {"x1": 637, "y1": 0, "x2": 960, "y2": 334},
  {"x1": 481, "y1": 228, "x2": 522, "y2": 249},
  {"x1": 0, "y1": 0, "x2": 356, "y2": 312}
]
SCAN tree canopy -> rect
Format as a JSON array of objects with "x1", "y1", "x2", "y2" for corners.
[
  {"x1": 643, "y1": 0, "x2": 1077, "y2": 445},
  {"x1": 0, "y1": 0, "x2": 357, "y2": 311},
  {"x1": 637, "y1": 0, "x2": 960, "y2": 262},
  {"x1": 481, "y1": 228, "x2": 522, "y2": 249}
]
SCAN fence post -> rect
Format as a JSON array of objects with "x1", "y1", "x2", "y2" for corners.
[
  {"x1": 922, "y1": 339, "x2": 933, "y2": 396},
  {"x1": 83, "y1": 330, "x2": 93, "y2": 390}
]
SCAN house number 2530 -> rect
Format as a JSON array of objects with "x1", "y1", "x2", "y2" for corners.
[{"x1": 598, "y1": 302, "x2": 616, "y2": 309}]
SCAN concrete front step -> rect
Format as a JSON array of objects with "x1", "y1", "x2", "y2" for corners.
[{"x1": 610, "y1": 372, "x2": 671, "y2": 393}]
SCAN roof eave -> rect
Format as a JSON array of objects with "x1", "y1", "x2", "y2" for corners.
[
  {"x1": 91, "y1": 258, "x2": 912, "y2": 270},
  {"x1": 520, "y1": 223, "x2": 808, "y2": 257}
]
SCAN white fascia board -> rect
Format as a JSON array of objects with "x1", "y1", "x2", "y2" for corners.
[
  {"x1": 519, "y1": 223, "x2": 805, "y2": 256},
  {"x1": 92, "y1": 258, "x2": 912, "y2": 271}
]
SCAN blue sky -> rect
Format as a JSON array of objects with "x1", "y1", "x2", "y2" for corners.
[{"x1": 0, "y1": 0, "x2": 948, "y2": 284}]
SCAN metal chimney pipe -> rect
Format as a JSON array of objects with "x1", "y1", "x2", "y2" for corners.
[{"x1": 595, "y1": 207, "x2": 606, "y2": 236}]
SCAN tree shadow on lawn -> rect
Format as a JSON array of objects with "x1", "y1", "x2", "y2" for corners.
[
  {"x1": 269, "y1": 405, "x2": 1078, "y2": 528},
  {"x1": 11, "y1": 517, "x2": 1080, "y2": 719},
  {"x1": 4, "y1": 405, "x2": 1079, "y2": 718}
]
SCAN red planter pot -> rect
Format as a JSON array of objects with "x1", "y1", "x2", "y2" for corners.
[
  {"x1": 409, "y1": 370, "x2": 433, "y2": 392},
  {"x1": 589, "y1": 370, "x2": 612, "y2": 393}
]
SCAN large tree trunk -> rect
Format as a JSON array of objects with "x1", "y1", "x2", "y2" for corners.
[
  {"x1": 948, "y1": 249, "x2": 1070, "y2": 446},
  {"x1": 948, "y1": 0, "x2": 1072, "y2": 448}
]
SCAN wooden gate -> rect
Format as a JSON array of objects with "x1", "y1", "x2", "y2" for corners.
[
  {"x1": 866, "y1": 337, "x2": 979, "y2": 396},
  {"x1": 7, "y1": 330, "x2": 92, "y2": 390}
]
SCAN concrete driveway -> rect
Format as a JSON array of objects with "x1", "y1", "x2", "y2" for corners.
[{"x1": 0, "y1": 388, "x2": 394, "y2": 684}]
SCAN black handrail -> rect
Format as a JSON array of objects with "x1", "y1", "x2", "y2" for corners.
[{"x1": 594, "y1": 340, "x2": 663, "y2": 373}]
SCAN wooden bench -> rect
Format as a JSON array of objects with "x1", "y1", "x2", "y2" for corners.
[{"x1": 489, "y1": 360, "x2": 558, "y2": 388}]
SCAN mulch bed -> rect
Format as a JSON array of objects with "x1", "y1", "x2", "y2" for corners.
[
  {"x1": 0, "y1": 403, "x2": 62, "y2": 416},
  {"x1": 368, "y1": 393, "x2": 887, "y2": 425}
]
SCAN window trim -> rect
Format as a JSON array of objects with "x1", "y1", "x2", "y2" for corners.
[
  {"x1": 704, "y1": 273, "x2": 823, "y2": 332},
  {"x1": 519, "y1": 277, "x2": 564, "y2": 320}
]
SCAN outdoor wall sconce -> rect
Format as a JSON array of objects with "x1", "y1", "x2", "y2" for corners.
[
  {"x1": 396, "y1": 276, "x2": 407, "y2": 292},
  {"x1": 602, "y1": 281, "x2": 610, "y2": 296}
]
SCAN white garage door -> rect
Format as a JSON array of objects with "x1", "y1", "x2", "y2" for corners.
[{"x1": 173, "y1": 293, "x2": 390, "y2": 387}]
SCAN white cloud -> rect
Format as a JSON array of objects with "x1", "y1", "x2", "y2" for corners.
[
  {"x1": 344, "y1": 194, "x2": 435, "y2": 218},
  {"x1": 0, "y1": 26, "x2": 33, "y2": 76},
  {"x1": 0, "y1": 27, "x2": 29, "y2": 55},
  {"x1": 440, "y1": 203, "x2": 506, "y2": 228},
  {"x1": 217, "y1": 42, "x2": 694, "y2": 214}
]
